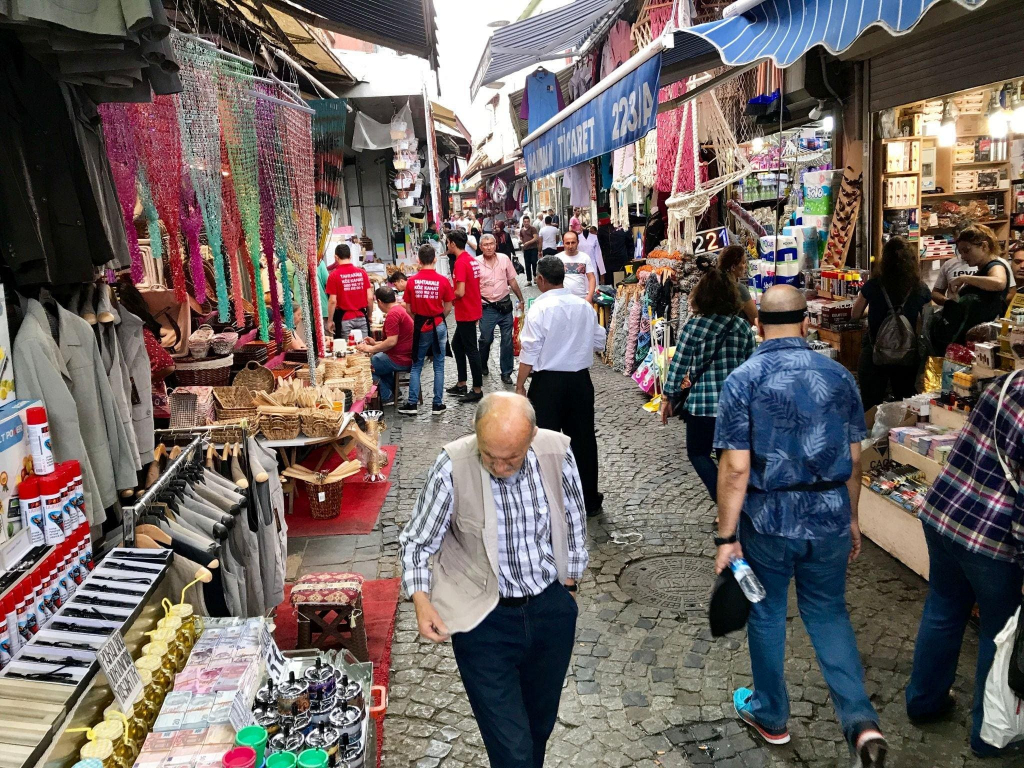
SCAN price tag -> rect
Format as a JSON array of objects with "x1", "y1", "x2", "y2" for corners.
[
  {"x1": 229, "y1": 689, "x2": 256, "y2": 731},
  {"x1": 692, "y1": 227, "x2": 730, "y2": 256},
  {"x1": 97, "y1": 631, "x2": 143, "y2": 712},
  {"x1": 122, "y1": 506, "x2": 135, "y2": 547},
  {"x1": 260, "y1": 621, "x2": 286, "y2": 683}
]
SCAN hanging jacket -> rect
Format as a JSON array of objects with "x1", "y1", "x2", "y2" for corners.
[
  {"x1": 14, "y1": 298, "x2": 138, "y2": 522},
  {"x1": 115, "y1": 308, "x2": 155, "y2": 466}
]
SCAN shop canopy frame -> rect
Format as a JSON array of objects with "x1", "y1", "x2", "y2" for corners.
[{"x1": 470, "y1": 0, "x2": 623, "y2": 100}]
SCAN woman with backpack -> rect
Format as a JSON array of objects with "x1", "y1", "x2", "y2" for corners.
[
  {"x1": 852, "y1": 236, "x2": 931, "y2": 411},
  {"x1": 660, "y1": 269, "x2": 756, "y2": 502}
]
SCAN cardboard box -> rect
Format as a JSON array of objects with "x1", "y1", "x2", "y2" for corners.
[{"x1": 0, "y1": 400, "x2": 42, "y2": 558}]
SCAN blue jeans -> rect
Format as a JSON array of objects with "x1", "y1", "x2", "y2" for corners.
[
  {"x1": 906, "y1": 524, "x2": 1024, "y2": 756},
  {"x1": 407, "y1": 321, "x2": 448, "y2": 406},
  {"x1": 740, "y1": 514, "x2": 878, "y2": 745},
  {"x1": 683, "y1": 412, "x2": 719, "y2": 502},
  {"x1": 479, "y1": 304, "x2": 514, "y2": 377},
  {"x1": 451, "y1": 582, "x2": 578, "y2": 768},
  {"x1": 370, "y1": 352, "x2": 409, "y2": 403}
]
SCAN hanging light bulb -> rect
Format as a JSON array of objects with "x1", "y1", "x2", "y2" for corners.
[
  {"x1": 938, "y1": 99, "x2": 956, "y2": 147},
  {"x1": 988, "y1": 89, "x2": 1008, "y2": 138},
  {"x1": 751, "y1": 136, "x2": 764, "y2": 153},
  {"x1": 821, "y1": 115, "x2": 834, "y2": 132}
]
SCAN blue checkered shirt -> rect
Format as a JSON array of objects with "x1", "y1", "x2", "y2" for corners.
[{"x1": 664, "y1": 314, "x2": 756, "y2": 416}]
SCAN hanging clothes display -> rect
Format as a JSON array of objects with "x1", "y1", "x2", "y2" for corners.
[
  {"x1": 568, "y1": 51, "x2": 598, "y2": 102},
  {"x1": 564, "y1": 163, "x2": 593, "y2": 207},
  {"x1": 519, "y1": 68, "x2": 566, "y2": 134}
]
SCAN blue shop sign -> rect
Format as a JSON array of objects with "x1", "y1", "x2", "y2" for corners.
[{"x1": 523, "y1": 53, "x2": 661, "y2": 180}]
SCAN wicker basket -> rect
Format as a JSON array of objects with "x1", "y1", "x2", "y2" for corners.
[
  {"x1": 258, "y1": 412, "x2": 301, "y2": 441},
  {"x1": 209, "y1": 418, "x2": 247, "y2": 443},
  {"x1": 233, "y1": 361, "x2": 276, "y2": 392},
  {"x1": 211, "y1": 331, "x2": 239, "y2": 355},
  {"x1": 213, "y1": 386, "x2": 257, "y2": 422},
  {"x1": 176, "y1": 354, "x2": 234, "y2": 387},
  {"x1": 169, "y1": 390, "x2": 199, "y2": 429},
  {"x1": 324, "y1": 358, "x2": 350, "y2": 379},
  {"x1": 188, "y1": 324, "x2": 215, "y2": 359},
  {"x1": 300, "y1": 408, "x2": 345, "y2": 439},
  {"x1": 302, "y1": 476, "x2": 345, "y2": 519}
]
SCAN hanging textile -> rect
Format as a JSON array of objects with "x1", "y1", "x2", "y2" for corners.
[
  {"x1": 352, "y1": 111, "x2": 392, "y2": 151},
  {"x1": 310, "y1": 100, "x2": 347, "y2": 260},
  {"x1": 220, "y1": 136, "x2": 247, "y2": 326},
  {"x1": 133, "y1": 95, "x2": 188, "y2": 301},
  {"x1": 218, "y1": 58, "x2": 270, "y2": 340},
  {"x1": 97, "y1": 103, "x2": 143, "y2": 282},
  {"x1": 173, "y1": 34, "x2": 228, "y2": 317},
  {"x1": 254, "y1": 86, "x2": 285, "y2": 346}
]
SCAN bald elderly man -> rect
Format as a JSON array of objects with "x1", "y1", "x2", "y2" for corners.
[
  {"x1": 399, "y1": 392, "x2": 588, "y2": 768},
  {"x1": 712, "y1": 285, "x2": 887, "y2": 766}
]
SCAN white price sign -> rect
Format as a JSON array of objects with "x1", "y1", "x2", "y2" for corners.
[
  {"x1": 97, "y1": 631, "x2": 144, "y2": 712},
  {"x1": 692, "y1": 227, "x2": 730, "y2": 256}
]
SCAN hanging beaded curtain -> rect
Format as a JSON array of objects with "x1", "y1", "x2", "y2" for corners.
[
  {"x1": 220, "y1": 135, "x2": 247, "y2": 326},
  {"x1": 283, "y1": 95, "x2": 325, "y2": 363},
  {"x1": 173, "y1": 34, "x2": 227, "y2": 315},
  {"x1": 218, "y1": 58, "x2": 270, "y2": 340},
  {"x1": 266, "y1": 92, "x2": 301, "y2": 336},
  {"x1": 97, "y1": 104, "x2": 143, "y2": 282},
  {"x1": 180, "y1": 177, "x2": 207, "y2": 302},
  {"x1": 253, "y1": 85, "x2": 285, "y2": 346},
  {"x1": 134, "y1": 95, "x2": 189, "y2": 301},
  {"x1": 310, "y1": 99, "x2": 347, "y2": 262},
  {"x1": 137, "y1": 164, "x2": 163, "y2": 264}
]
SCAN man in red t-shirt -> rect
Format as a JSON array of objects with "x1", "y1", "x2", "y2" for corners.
[
  {"x1": 356, "y1": 285, "x2": 414, "y2": 405},
  {"x1": 398, "y1": 243, "x2": 455, "y2": 415},
  {"x1": 446, "y1": 230, "x2": 484, "y2": 404},
  {"x1": 325, "y1": 244, "x2": 373, "y2": 340}
]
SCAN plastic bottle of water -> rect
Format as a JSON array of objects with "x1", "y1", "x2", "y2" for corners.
[{"x1": 729, "y1": 557, "x2": 767, "y2": 603}]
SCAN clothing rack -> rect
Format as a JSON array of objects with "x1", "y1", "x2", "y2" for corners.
[{"x1": 123, "y1": 432, "x2": 206, "y2": 546}]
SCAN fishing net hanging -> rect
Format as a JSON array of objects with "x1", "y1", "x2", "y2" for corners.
[
  {"x1": 173, "y1": 34, "x2": 228, "y2": 315},
  {"x1": 218, "y1": 57, "x2": 270, "y2": 340},
  {"x1": 283, "y1": 96, "x2": 325, "y2": 362},
  {"x1": 133, "y1": 94, "x2": 189, "y2": 301},
  {"x1": 97, "y1": 103, "x2": 143, "y2": 282},
  {"x1": 666, "y1": 83, "x2": 750, "y2": 255},
  {"x1": 254, "y1": 85, "x2": 285, "y2": 346},
  {"x1": 310, "y1": 99, "x2": 347, "y2": 263},
  {"x1": 220, "y1": 134, "x2": 247, "y2": 326}
]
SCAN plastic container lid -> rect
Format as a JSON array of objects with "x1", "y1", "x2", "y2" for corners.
[
  {"x1": 92, "y1": 719, "x2": 123, "y2": 741},
  {"x1": 25, "y1": 407, "x2": 47, "y2": 425},
  {"x1": 80, "y1": 739, "x2": 114, "y2": 761},
  {"x1": 19, "y1": 477, "x2": 41, "y2": 501},
  {"x1": 39, "y1": 474, "x2": 63, "y2": 496}
]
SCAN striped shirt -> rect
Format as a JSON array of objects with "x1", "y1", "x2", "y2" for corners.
[
  {"x1": 664, "y1": 314, "x2": 756, "y2": 417},
  {"x1": 400, "y1": 448, "x2": 589, "y2": 598},
  {"x1": 919, "y1": 371, "x2": 1024, "y2": 563}
]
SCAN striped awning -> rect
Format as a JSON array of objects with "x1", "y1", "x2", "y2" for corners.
[
  {"x1": 664, "y1": 0, "x2": 990, "y2": 73},
  {"x1": 470, "y1": 0, "x2": 620, "y2": 100}
]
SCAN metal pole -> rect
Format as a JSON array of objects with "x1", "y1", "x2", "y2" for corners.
[
  {"x1": 271, "y1": 48, "x2": 338, "y2": 99},
  {"x1": 248, "y1": 89, "x2": 316, "y2": 115}
]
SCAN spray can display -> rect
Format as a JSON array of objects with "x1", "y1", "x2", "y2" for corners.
[
  {"x1": 65, "y1": 460, "x2": 88, "y2": 527},
  {"x1": 39, "y1": 475, "x2": 66, "y2": 545},
  {"x1": 19, "y1": 477, "x2": 45, "y2": 546},
  {"x1": 25, "y1": 406, "x2": 55, "y2": 475},
  {"x1": 0, "y1": 619, "x2": 11, "y2": 669}
]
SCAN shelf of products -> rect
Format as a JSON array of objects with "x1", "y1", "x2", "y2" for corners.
[{"x1": 858, "y1": 491, "x2": 930, "y2": 580}]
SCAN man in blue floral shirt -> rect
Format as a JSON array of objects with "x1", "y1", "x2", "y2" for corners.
[{"x1": 712, "y1": 285, "x2": 887, "y2": 767}]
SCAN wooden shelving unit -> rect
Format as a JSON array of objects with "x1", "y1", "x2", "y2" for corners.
[{"x1": 873, "y1": 86, "x2": 1015, "y2": 265}]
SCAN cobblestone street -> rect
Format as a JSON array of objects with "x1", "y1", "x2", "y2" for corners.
[{"x1": 287, "y1": 288, "x2": 1016, "y2": 768}]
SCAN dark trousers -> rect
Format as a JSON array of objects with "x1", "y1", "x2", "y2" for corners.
[
  {"x1": 452, "y1": 582, "x2": 578, "y2": 768},
  {"x1": 906, "y1": 525, "x2": 1024, "y2": 756},
  {"x1": 858, "y1": 340, "x2": 918, "y2": 411},
  {"x1": 523, "y1": 248, "x2": 539, "y2": 281},
  {"x1": 528, "y1": 369, "x2": 601, "y2": 512},
  {"x1": 452, "y1": 319, "x2": 483, "y2": 388},
  {"x1": 683, "y1": 412, "x2": 720, "y2": 502},
  {"x1": 479, "y1": 304, "x2": 514, "y2": 377}
]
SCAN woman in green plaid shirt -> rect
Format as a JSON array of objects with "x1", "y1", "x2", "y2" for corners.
[{"x1": 661, "y1": 269, "x2": 756, "y2": 501}]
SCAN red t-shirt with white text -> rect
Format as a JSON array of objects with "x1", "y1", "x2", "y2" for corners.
[
  {"x1": 325, "y1": 263, "x2": 371, "y2": 319},
  {"x1": 405, "y1": 269, "x2": 455, "y2": 331},
  {"x1": 452, "y1": 251, "x2": 483, "y2": 322}
]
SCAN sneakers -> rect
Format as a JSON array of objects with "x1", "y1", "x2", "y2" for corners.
[
  {"x1": 432, "y1": 403, "x2": 447, "y2": 414},
  {"x1": 908, "y1": 692, "x2": 956, "y2": 725},
  {"x1": 460, "y1": 391, "x2": 483, "y2": 404},
  {"x1": 500, "y1": 374, "x2": 514, "y2": 386},
  {"x1": 481, "y1": 366, "x2": 489, "y2": 376},
  {"x1": 733, "y1": 688, "x2": 791, "y2": 745},
  {"x1": 446, "y1": 384, "x2": 467, "y2": 396},
  {"x1": 397, "y1": 402, "x2": 418, "y2": 415},
  {"x1": 853, "y1": 729, "x2": 887, "y2": 767}
]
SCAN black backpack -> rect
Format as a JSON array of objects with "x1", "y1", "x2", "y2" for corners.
[{"x1": 872, "y1": 287, "x2": 916, "y2": 366}]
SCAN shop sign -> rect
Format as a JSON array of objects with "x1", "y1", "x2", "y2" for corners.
[
  {"x1": 693, "y1": 227, "x2": 729, "y2": 255},
  {"x1": 514, "y1": 158, "x2": 526, "y2": 177},
  {"x1": 122, "y1": 506, "x2": 135, "y2": 547},
  {"x1": 523, "y1": 53, "x2": 661, "y2": 180},
  {"x1": 98, "y1": 631, "x2": 144, "y2": 711}
]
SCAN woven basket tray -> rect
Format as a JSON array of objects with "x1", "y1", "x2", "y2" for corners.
[
  {"x1": 300, "y1": 408, "x2": 345, "y2": 439},
  {"x1": 209, "y1": 418, "x2": 247, "y2": 443},
  {"x1": 259, "y1": 412, "x2": 300, "y2": 441},
  {"x1": 211, "y1": 332, "x2": 239, "y2": 356},
  {"x1": 188, "y1": 324, "x2": 215, "y2": 359},
  {"x1": 233, "y1": 361, "x2": 276, "y2": 392},
  {"x1": 175, "y1": 355, "x2": 234, "y2": 387}
]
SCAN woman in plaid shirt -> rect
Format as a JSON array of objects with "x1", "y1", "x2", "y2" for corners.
[{"x1": 660, "y1": 269, "x2": 756, "y2": 501}]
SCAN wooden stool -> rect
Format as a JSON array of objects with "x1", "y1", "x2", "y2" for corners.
[
  {"x1": 392, "y1": 370, "x2": 411, "y2": 408},
  {"x1": 291, "y1": 572, "x2": 369, "y2": 660}
]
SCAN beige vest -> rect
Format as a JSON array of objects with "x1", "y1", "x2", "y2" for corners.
[{"x1": 430, "y1": 429, "x2": 572, "y2": 634}]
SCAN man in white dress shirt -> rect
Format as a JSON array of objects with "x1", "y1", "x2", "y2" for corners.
[{"x1": 516, "y1": 256, "x2": 607, "y2": 516}]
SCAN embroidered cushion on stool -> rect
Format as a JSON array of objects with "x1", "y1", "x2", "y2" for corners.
[{"x1": 291, "y1": 572, "x2": 364, "y2": 605}]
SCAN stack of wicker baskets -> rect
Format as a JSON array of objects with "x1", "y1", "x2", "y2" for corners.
[
  {"x1": 257, "y1": 406, "x2": 301, "y2": 441},
  {"x1": 299, "y1": 408, "x2": 345, "y2": 438},
  {"x1": 213, "y1": 387, "x2": 257, "y2": 421},
  {"x1": 342, "y1": 354, "x2": 373, "y2": 400}
]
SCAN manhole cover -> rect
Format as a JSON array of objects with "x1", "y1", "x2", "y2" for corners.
[{"x1": 618, "y1": 555, "x2": 716, "y2": 612}]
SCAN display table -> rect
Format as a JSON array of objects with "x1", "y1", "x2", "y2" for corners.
[
  {"x1": 929, "y1": 406, "x2": 969, "y2": 430},
  {"x1": 814, "y1": 326, "x2": 864, "y2": 373},
  {"x1": 859, "y1": 491, "x2": 929, "y2": 580},
  {"x1": 890, "y1": 442, "x2": 943, "y2": 484}
]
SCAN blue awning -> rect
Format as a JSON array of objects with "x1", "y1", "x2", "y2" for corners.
[{"x1": 664, "y1": 0, "x2": 991, "y2": 73}]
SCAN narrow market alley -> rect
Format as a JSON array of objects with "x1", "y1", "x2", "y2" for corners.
[{"x1": 285, "y1": 293, "x2": 1013, "y2": 768}]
